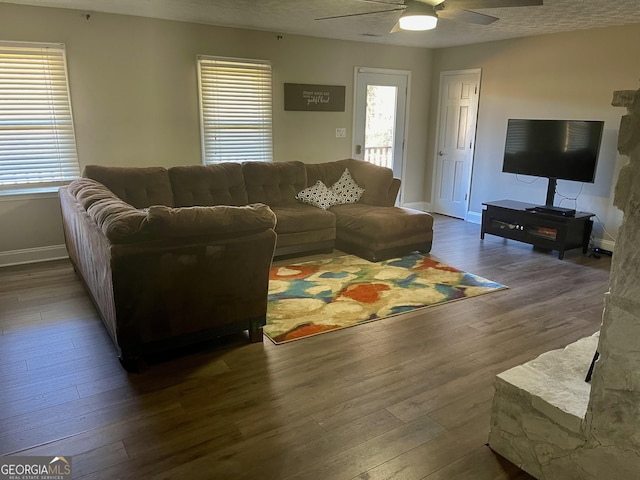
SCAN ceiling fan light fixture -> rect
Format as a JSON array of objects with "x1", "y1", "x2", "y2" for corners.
[{"x1": 398, "y1": 2, "x2": 438, "y2": 31}]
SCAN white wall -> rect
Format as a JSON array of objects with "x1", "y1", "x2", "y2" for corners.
[
  {"x1": 428, "y1": 25, "x2": 640, "y2": 248},
  {"x1": 0, "y1": 3, "x2": 433, "y2": 265}
]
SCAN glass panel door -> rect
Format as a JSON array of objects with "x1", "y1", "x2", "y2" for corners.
[
  {"x1": 364, "y1": 85, "x2": 397, "y2": 170},
  {"x1": 354, "y1": 69, "x2": 408, "y2": 192}
]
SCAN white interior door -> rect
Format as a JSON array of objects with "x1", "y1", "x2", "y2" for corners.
[
  {"x1": 432, "y1": 69, "x2": 481, "y2": 219},
  {"x1": 353, "y1": 68, "x2": 409, "y2": 199}
]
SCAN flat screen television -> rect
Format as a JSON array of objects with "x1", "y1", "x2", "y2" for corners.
[{"x1": 502, "y1": 119, "x2": 604, "y2": 206}]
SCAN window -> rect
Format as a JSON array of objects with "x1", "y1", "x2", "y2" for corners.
[
  {"x1": 197, "y1": 56, "x2": 273, "y2": 164},
  {"x1": 0, "y1": 41, "x2": 79, "y2": 193}
]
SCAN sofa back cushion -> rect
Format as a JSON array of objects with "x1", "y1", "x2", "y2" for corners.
[
  {"x1": 83, "y1": 165, "x2": 174, "y2": 208},
  {"x1": 169, "y1": 163, "x2": 248, "y2": 207},
  {"x1": 305, "y1": 159, "x2": 396, "y2": 207},
  {"x1": 242, "y1": 161, "x2": 307, "y2": 206}
]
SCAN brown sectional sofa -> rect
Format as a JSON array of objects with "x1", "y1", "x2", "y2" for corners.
[{"x1": 59, "y1": 158, "x2": 433, "y2": 370}]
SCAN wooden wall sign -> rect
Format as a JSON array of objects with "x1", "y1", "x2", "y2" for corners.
[{"x1": 284, "y1": 83, "x2": 346, "y2": 112}]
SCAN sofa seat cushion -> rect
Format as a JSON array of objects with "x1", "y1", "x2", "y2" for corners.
[
  {"x1": 330, "y1": 203, "x2": 434, "y2": 261},
  {"x1": 269, "y1": 205, "x2": 335, "y2": 234},
  {"x1": 145, "y1": 204, "x2": 276, "y2": 238},
  {"x1": 332, "y1": 204, "x2": 432, "y2": 240},
  {"x1": 83, "y1": 165, "x2": 174, "y2": 208},
  {"x1": 270, "y1": 205, "x2": 336, "y2": 255},
  {"x1": 169, "y1": 163, "x2": 248, "y2": 207}
]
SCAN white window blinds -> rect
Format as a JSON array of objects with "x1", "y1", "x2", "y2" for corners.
[
  {"x1": 197, "y1": 56, "x2": 273, "y2": 163},
  {"x1": 0, "y1": 42, "x2": 79, "y2": 192}
]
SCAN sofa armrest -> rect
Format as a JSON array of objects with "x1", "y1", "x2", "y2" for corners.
[{"x1": 65, "y1": 178, "x2": 149, "y2": 243}]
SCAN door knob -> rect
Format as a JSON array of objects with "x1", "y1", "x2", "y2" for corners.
[
  {"x1": 355, "y1": 144, "x2": 362, "y2": 155},
  {"x1": 438, "y1": 151, "x2": 446, "y2": 156}
]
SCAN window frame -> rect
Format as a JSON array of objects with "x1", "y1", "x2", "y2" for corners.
[
  {"x1": 196, "y1": 55, "x2": 273, "y2": 164},
  {"x1": 0, "y1": 41, "x2": 80, "y2": 196}
]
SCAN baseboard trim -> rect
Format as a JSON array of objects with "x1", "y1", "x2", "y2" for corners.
[
  {"x1": 0, "y1": 244, "x2": 68, "y2": 268},
  {"x1": 403, "y1": 201, "x2": 431, "y2": 212},
  {"x1": 591, "y1": 238, "x2": 616, "y2": 252},
  {"x1": 465, "y1": 211, "x2": 482, "y2": 224}
]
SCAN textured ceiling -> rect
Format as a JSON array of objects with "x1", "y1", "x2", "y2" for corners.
[{"x1": 3, "y1": 0, "x2": 640, "y2": 48}]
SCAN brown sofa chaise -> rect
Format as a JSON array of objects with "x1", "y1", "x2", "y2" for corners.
[
  {"x1": 304, "y1": 159, "x2": 433, "y2": 261},
  {"x1": 59, "y1": 158, "x2": 433, "y2": 370},
  {"x1": 239, "y1": 158, "x2": 433, "y2": 261}
]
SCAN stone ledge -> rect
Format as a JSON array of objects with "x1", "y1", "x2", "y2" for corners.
[
  {"x1": 496, "y1": 333, "x2": 598, "y2": 433},
  {"x1": 489, "y1": 333, "x2": 599, "y2": 477}
]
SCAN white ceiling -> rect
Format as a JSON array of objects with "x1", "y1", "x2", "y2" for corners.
[{"x1": 3, "y1": 0, "x2": 640, "y2": 48}]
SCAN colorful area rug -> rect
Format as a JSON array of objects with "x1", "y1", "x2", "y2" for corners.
[{"x1": 265, "y1": 253, "x2": 507, "y2": 344}]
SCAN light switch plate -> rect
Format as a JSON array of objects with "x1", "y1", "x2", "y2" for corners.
[{"x1": 335, "y1": 128, "x2": 346, "y2": 138}]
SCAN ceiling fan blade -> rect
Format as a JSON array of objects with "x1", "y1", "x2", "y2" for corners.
[
  {"x1": 437, "y1": 8, "x2": 498, "y2": 25},
  {"x1": 315, "y1": 8, "x2": 404, "y2": 21},
  {"x1": 442, "y1": 0, "x2": 543, "y2": 9},
  {"x1": 389, "y1": 21, "x2": 403, "y2": 33}
]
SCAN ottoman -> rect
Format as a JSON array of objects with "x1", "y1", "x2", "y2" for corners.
[{"x1": 330, "y1": 203, "x2": 434, "y2": 262}]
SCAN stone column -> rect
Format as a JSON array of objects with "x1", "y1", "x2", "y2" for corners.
[
  {"x1": 488, "y1": 87, "x2": 640, "y2": 479},
  {"x1": 581, "y1": 88, "x2": 640, "y2": 473}
]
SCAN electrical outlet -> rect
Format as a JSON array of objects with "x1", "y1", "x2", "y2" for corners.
[{"x1": 335, "y1": 128, "x2": 346, "y2": 138}]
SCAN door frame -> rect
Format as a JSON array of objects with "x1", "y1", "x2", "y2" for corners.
[
  {"x1": 353, "y1": 67, "x2": 411, "y2": 204},
  {"x1": 431, "y1": 68, "x2": 482, "y2": 221}
]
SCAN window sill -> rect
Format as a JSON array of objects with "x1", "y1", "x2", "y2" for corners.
[{"x1": 0, "y1": 186, "x2": 61, "y2": 202}]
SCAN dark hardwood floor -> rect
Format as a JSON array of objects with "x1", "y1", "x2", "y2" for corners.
[{"x1": 0, "y1": 214, "x2": 611, "y2": 479}]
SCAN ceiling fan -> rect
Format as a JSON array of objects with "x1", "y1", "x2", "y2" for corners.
[{"x1": 315, "y1": 0, "x2": 543, "y2": 33}]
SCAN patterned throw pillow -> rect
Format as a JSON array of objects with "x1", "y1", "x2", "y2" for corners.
[
  {"x1": 295, "y1": 180, "x2": 341, "y2": 210},
  {"x1": 331, "y1": 168, "x2": 365, "y2": 204}
]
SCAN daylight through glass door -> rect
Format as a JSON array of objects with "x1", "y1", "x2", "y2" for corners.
[{"x1": 364, "y1": 85, "x2": 397, "y2": 170}]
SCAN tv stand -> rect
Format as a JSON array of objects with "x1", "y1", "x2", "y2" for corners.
[{"x1": 481, "y1": 200, "x2": 594, "y2": 260}]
